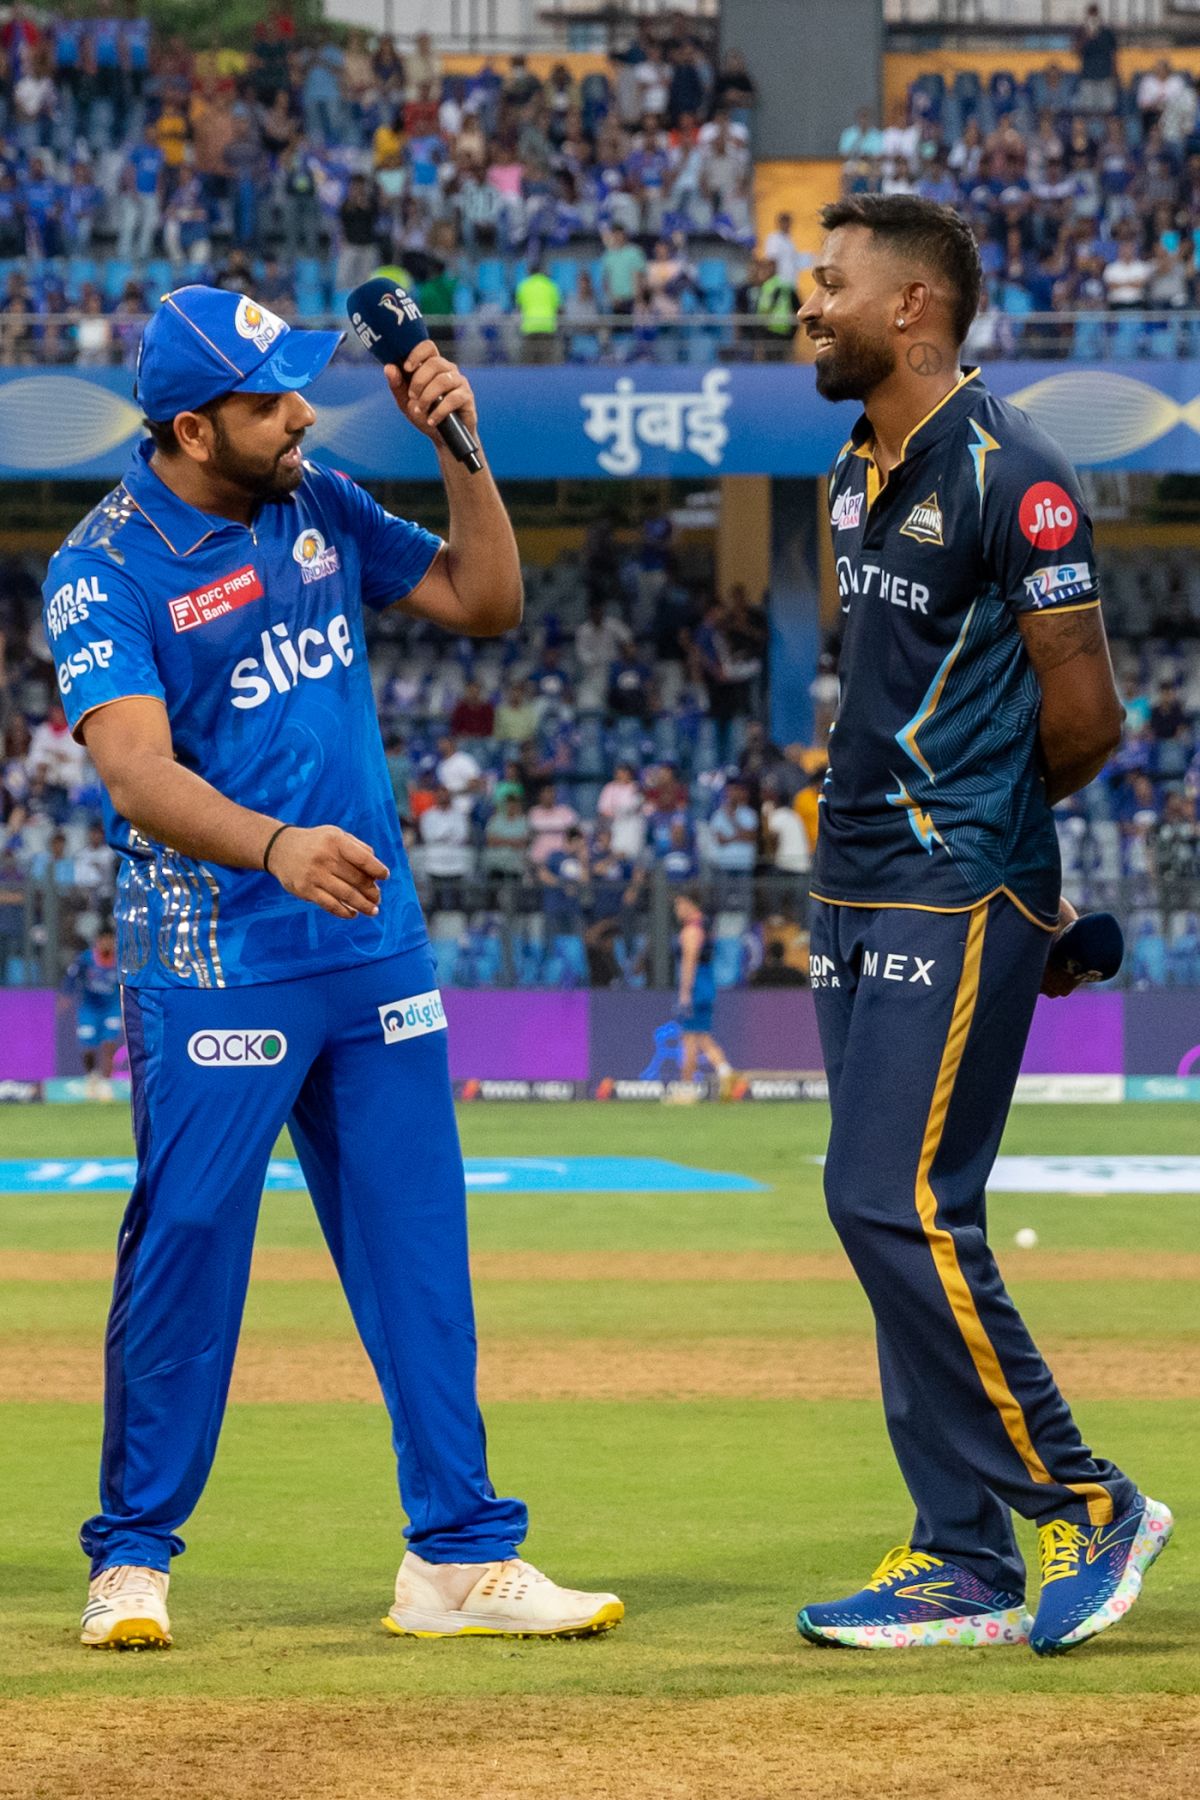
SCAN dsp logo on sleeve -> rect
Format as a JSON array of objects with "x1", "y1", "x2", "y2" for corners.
[
  {"x1": 1019, "y1": 482, "x2": 1078, "y2": 550},
  {"x1": 378, "y1": 989, "x2": 447, "y2": 1045},
  {"x1": 57, "y1": 639, "x2": 114, "y2": 694}
]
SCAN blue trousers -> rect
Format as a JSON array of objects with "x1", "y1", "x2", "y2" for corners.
[
  {"x1": 811, "y1": 893, "x2": 1135, "y2": 1595},
  {"x1": 82, "y1": 945, "x2": 527, "y2": 1576}
]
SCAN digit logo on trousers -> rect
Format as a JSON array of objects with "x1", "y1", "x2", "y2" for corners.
[{"x1": 379, "y1": 989, "x2": 447, "y2": 1044}]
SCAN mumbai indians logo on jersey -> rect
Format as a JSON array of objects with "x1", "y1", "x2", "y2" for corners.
[
  {"x1": 292, "y1": 527, "x2": 341, "y2": 584},
  {"x1": 898, "y1": 492, "x2": 945, "y2": 546},
  {"x1": 233, "y1": 296, "x2": 285, "y2": 353}
]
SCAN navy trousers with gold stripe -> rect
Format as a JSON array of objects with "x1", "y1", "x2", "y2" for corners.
[{"x1": 811, "y1": 892, "x2": 1135, "y2": 1595}]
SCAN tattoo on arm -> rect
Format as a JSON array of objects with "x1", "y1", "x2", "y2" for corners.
[
  {"x1": 1024, "y1": 606, "x2": 1105, "y2": 674},
  {"x1": 905, "y1": 341, "x2": 944, "y2": 376}
]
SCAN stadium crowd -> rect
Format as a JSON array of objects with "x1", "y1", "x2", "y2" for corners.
[
  {"x1": 840, "y1": 9, "x2": 1200, "y2": 356},
  {"x1": 0, "y1": 7, "x2": 785, "y2": 363},
  {"x1": 2, "y1": 518, "x2": 1199, "y2": 988}
]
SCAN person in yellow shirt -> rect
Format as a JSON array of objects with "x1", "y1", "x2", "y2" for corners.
[
  {"x1": 515, "y1": 262, "x2": 561, "y2": 363},
  {"x1": 154, "y1": 96, "x2": 189, "y2": 173}
]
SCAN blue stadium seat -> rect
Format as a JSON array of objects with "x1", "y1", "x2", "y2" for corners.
[
  {"x1": 712, "y1": 937, "x2": 744, "y2": 988},
  {"x1": 146, "y1": 258, "x2": 173, "y2": 294},
  {"x1": 475, "y1": 257, "x2": 508, "y2": 299},
  {"x1": 66, "y1": 256, "x2": 97, "y2": 292},
  {"x1": 431, "y1": 938, "x2": 460, "y2": 986},
  {"x1": 453, "y1": 281, "x2": 477, "y2": 316},
  {"x1": 103, "y1": 259, "x2": 134, "y2": 300},
  {"x1": 549, "y1": 258, "x2": 578, "y2": 297}
]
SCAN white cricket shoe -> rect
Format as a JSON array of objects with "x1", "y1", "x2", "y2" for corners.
[
  {"x1": 80, "y1": 1564, "x2": 171, "y2": 1650},
  {"x1": 383, "y1": 1552, "x2": 624, "y2": 1639}
]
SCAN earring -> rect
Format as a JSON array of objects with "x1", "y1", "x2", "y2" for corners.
[{"x1": 897, "y1": 317, "x2": 906, "y2": 327}]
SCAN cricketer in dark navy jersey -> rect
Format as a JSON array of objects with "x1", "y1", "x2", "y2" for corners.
[
  {"x1": 790, "y1": 198, "x2": 1167, "y2": 1660},
  {"x1": 814, "y1": 367, "x2": 1099, "y2": 925}
]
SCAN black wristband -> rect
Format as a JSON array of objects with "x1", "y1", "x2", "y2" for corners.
[{"x1": 262, "y1": 824, "x2": 292, "y2": 875}]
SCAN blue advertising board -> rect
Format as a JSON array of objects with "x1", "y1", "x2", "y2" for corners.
[{"x1": 2, "y1": 360, "x2": 1199, "y2": 480}]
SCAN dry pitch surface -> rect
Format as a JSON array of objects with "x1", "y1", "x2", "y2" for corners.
[{"x1": 0, "y1": 1102, "x2": 1196, "y2": 1798}]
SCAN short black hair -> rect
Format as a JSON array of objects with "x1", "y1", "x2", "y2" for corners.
[
  {"x1": 142, "y1": 396, "x2": 226, "y2": 457},
  {"x1": 819, "y1": 194, "x2": 983, "y2": 346}
]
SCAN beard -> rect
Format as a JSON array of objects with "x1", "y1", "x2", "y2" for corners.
[
  {"x1": 813, "y1": 329, "x2": 896, "y2": 402},
  {"x1": 210, "y1": 413, "x2": 305, "y2": 502}
]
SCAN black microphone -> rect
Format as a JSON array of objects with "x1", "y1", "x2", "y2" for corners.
[{"x1": 346, "y1": 277, "x2": 484, "y2": 474}]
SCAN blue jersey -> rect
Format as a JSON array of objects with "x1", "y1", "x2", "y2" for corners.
[
  {"x1": 68, "y1": 946, "x2": 121, "y2": 1004},
  {"x1": 813, "y1": 369, "x2": 1100, "y2": 924},
  {"x1": 43, "y1": 442, "x2": 442, "y2": 988}
]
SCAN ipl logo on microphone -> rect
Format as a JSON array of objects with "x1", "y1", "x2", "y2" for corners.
[
  {"x1": 378, "y1": 989, "x2": 447, "y2": 1045},
  {"x1": 380, "y1": 288, "x2": 422, "y2": 326}
]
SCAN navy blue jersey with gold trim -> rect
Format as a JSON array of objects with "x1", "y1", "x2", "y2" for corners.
[{"x1": 812, "y1": 368, "x2": 1100, "y2": 924}]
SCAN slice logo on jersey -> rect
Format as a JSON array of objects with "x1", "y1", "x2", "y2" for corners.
[
  {"x1": 898, "y1": 492, "x2": 944, "y2": 547},
  {"x1": 46, "y1": 574, "x2": 108, "y2": 641},
  {"x1": 229, "y1": 614, "x2": 354, "y2": 710},
  {"x1": 292, "y1": 527, "x2": 341, "y2": 584},
  {"x1": 187, "y1": 1030, "x2": 288, "y2": 1067},
  {"x1": 1023, "y1": 561, "x2": 1093, "y2": 607},
  {"x1": 378, "y1": 988, "x2": 447, "y2": 1045},
  {"x1": 57, "y1": 639, "x2": 114, "y2": 695},
  {"x1": 831, "y1": 491, "x2": 863, "y2": 531},
  {"x1": 1019, "y1": 482, "x2": 1078, "y2": 550},
  {"x1": 169, "y1": 564, "x2": 264, "y2": 634},
  {"x1": 233, "y1": 297, "x2": 285, "y2": 353}
]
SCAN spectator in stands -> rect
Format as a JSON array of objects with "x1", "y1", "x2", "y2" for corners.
[
  {"x1": 840, "y1": 106, "x2": 884, "y2": 162},
  {"x1": 1151, "y1": 681, "x2": 1189, "y2": 742},
  {"x1": 278, "y1": 141, "x2": 322, "y2": 261},
  {"x1": 494, "y1": 680, "x2": 541, "y2": 745},
  {"x1": 450, "y1": 678, "x2": 495, "y2": 741},
  {"x1": 515, "y1": 260, "x2": 561, "y2": 362},
  {"x1": 607, "y1": 639, "x2": 655, "y2": 723},
  {"x1": 713, "y1": 48, "x2": 756, "y2": 132},
  {"x1": 527, "y1": 783, "x2": 578, "y2": 865},
  {"x1": 337, "y1": 173, "x2": 382, "y2": 294},
  {"x1": 707, "y1": 779, "x2": 758, "y2": 874},
  {"x1": 538, "y1": 823, "x2": 588, "y2": 931},
  {"x1": 483, "y1": 791, "x2": 531, "y2": 885},
  {"x1": 600, "y1": 222, "x2": 647, "y2": 316},
  {"x1": 597, "y1": 762, "x2": 646, "y2": 861},
  {"x1": 115, "y1": 122, "x2": 165, "y2": 261},
  {"x1": 576, "y1": 599, "x2": 632, "y2": 711},
  {"x1": 762, "y1": 211, "x2": 808, "y2": 291},
  {"x1": 531, "y1": 644, "x2": 572, "y2": 710},
  {"x1": 750, "y1": 940, "x2": 807, "y2": 986},
  {"x1": 436, "y1": 733, "x2": 483, "y2": 809},
  {"x1": 762, "y1": 786, "x2": 811, "y2": 877},
  {"x1": 418, "y1": 786, "x2": 473, "y2": 904},
  {"x1": 163, "y1": 170, "x2": 211, "y2": 268},
  {"x1": 74, "y1": 818, "x2": 115, "y2": 894},
  {"x1": 1074, "y1": 4, "x2": 1119, "y2": 115},
  {"x1": 1103, "y1": 232, "x2": 1154, "y2": 308},
  {"x1": 28, "y1": 701, "x2": 85, "y2": 797}
]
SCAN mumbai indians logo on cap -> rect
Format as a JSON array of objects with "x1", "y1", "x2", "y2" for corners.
[
  {"x1": 234, "y1": 296, "x2": 285, "y2": 353},
  {"x1": 292, "y1": 526, "x2": 341, "y2": 584}
]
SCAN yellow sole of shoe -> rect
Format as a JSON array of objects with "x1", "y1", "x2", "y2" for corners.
[
  {"x1": 382, "y1": 1601, "x2": 624, "y2": 1641},
  {"x1": 84, "y1": 1618, "x2": 171, "y2": 1651}
]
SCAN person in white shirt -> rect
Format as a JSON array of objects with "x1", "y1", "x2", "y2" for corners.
[
  {"x1": 28, "y1": 703, "x2": 87, "y2": 794},
  {"x1": 1103, "y1": 240, "x2": 1154, "y2": 308},
  {"x1": 419, "y1": 788, "x2": 474, "y2": 878},
  {"x1": 575, "y1": 600, "x2": 632, "y2": 712},
  {"x1": 74, "y1": 820, "x2": 117, "y2": 893},
  {"x1": 763, "y1": 795, "x2": 811, "y2": 875},
  {"x1": 762, "y1": 212, "x2": 810, "y2": 291},
  {"x1": 436, "y1": 734, "x2": 482, "y2": 811},
  {"x1": 597, "y1": 762, "x2": 646, "y2": 860},
  {"x1": 880, "y1": 100, "x2": 919, "y2": 174}
]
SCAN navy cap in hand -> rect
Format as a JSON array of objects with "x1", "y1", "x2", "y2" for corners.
[{"x1": 135, "y1": 286, "x2": 344, "y2": 421}]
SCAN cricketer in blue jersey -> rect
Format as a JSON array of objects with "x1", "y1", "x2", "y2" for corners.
[
  {"x1": 63, "y1": 926, "x2": 122, "y2": 1076},
  {"x1": 792, "y1": 198, "x2": 1171, "y2": 1658},
  {"x1": 48, "y1": 286, "x2": 622, "y2": 1650}
]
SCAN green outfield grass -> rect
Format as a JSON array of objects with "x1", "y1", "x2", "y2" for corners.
[{"x1": 0, "y1": 1102, "x2": 1196, "y2": 1795}]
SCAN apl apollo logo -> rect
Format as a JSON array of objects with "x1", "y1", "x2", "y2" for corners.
[
  {"x1": 187, "y1": 1030, "x2": 288, "y2": 1067},
  {"x1": 292, "y1": 527, "x2": 341, "y2": 584}
]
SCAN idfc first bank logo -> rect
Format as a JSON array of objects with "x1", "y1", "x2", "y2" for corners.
[{"x1": 378, "y1": 989, "x2": 447, "y2": 1045}]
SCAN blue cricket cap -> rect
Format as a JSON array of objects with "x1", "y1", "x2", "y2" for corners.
[{"x1": 135, "y1": 285, "x2": 344, "y2": 420}]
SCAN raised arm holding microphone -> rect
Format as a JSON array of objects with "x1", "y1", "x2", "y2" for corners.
[{"x1": 45, "y1": 284, "x2": 623, "y2": 1652}]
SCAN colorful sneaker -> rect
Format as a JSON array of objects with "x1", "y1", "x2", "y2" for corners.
[
  {"x1": 796, "y1": 1545, "x2": 1032, "y2": 1649},
  {"x1": 80, "y1": 1564, "x2": 171, "y2": 1650},
  {"x1": 1029, "y1": 1495, "x2": 1173, "y2": 1657}
]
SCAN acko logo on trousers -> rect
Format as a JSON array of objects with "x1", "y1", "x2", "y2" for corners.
[
  {"x1": 378, "y1": 989, "x2": 447, "y2": 1044},
  {"x1": 187, "y1": 1030, "x2": 288, "y2": 1066}
]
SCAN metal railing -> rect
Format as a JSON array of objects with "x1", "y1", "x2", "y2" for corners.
[
  {"x1": 10, "y1": 307, "x2": 1200, "y2": 366},
  {"x1": 6, "y1": 869, "x2": 1198, "y2": 991}
]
